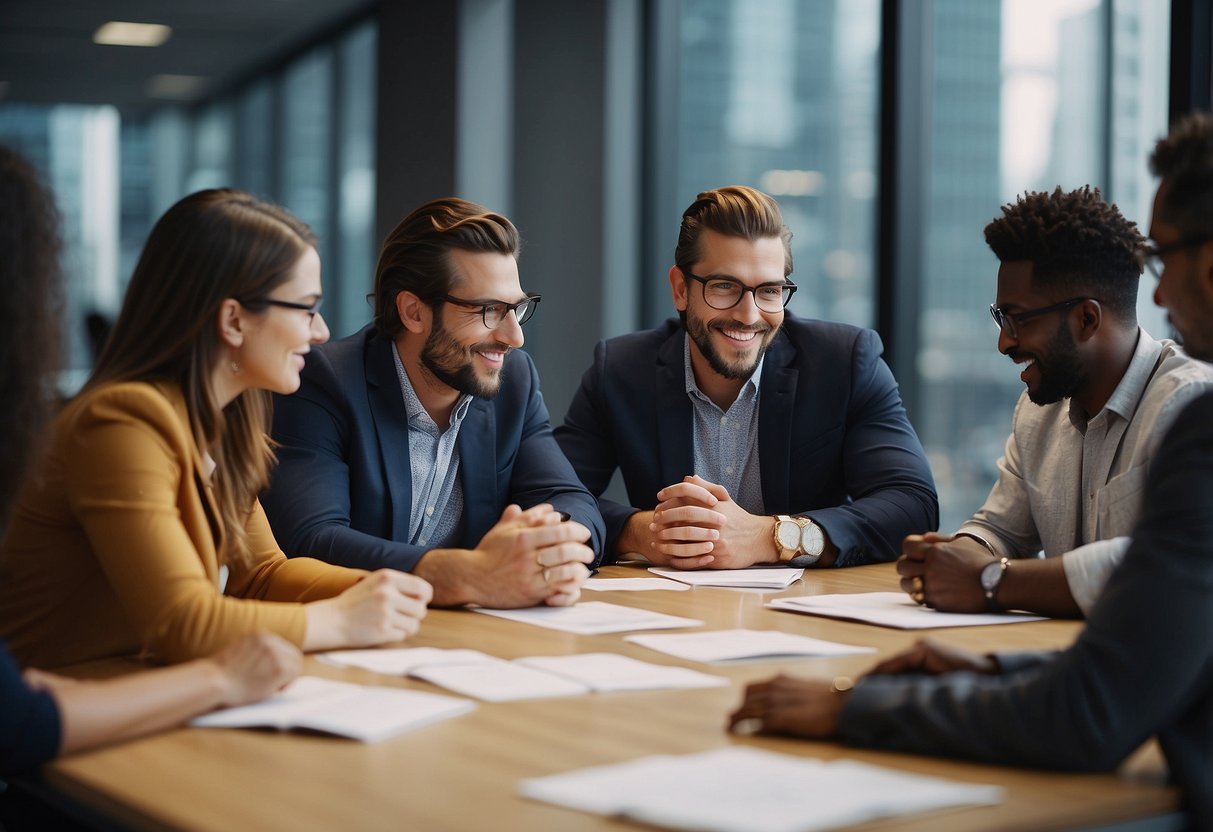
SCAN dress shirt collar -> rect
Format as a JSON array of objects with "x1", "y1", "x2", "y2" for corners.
[{"x1": 392, "y1": 342, "x2": 473, "y2": 432}]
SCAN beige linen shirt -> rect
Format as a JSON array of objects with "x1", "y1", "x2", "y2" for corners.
[{"x1": 957, "y1": 330, "x2": 1213, "y2": 613}]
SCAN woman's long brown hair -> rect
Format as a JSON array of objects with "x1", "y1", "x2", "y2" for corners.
[{"x1": 88, "y1": 189, "x2": 316, "y2": 565}]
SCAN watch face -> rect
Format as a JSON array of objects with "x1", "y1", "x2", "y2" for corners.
[
  {"x1": 980, "y1": 559, "x2": 1003, "y2": 592},
  {"x1": 776, "y1": 520, "x2": 801, "y2": 551},
  {"x1": 800, "y1": 521, "x2": 825, "y2": 556}
]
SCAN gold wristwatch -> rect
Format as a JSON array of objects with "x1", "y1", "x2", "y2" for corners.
[{"x1": 772, "y1": 514, "x2": 825, "y2": 565}]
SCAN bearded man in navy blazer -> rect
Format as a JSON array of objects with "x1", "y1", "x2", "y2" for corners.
[
  {"x1": 555, "y1": 186, "x2": 937, "y2": 568},
  {"x1": 263, "y1": 198, "x2": 603, "y2": 608}
]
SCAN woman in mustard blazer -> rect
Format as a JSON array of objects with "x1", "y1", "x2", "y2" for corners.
[{"x1": 0, "y1": 188, "x2": 431, "y2": 670}]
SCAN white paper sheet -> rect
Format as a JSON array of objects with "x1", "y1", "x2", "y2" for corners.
[
  {"x1": 584, "y1": 577, "x2": 690, "y2": 591},
  {"x1": 190, "y1": 676, "x2": 474, "y2": 742},
  {"x1": 624, "y1": 628, "x2": 874, "y2": 663},
  {"x1": 318, "y1": 647, "x2": 499, "y2": 675},
  {"x1": 517, "y1": 653, "x2": 726, "y2": 692},
  {"x1": 321, "y1": 648, "x2": 725, "y2": 700},
  {"x1": 472, "y1": 601, "x2": 703, "y2": 635},
  {"x1": 410, "y1": 661, "x2": 590, "y2": 701},
  {"x1": 767, "y1": 592, "x2": 1048, "y2": 629},
  {"x1": 518, "y1": 747, "x2": 1003, "y2": 832},
  {"x1": 648, "y1": 567, "x2": 804, "y2": 589}
]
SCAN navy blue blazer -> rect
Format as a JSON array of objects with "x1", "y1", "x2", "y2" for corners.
[
  {"x1": 554, "y1": 317, "x2": 938, "y2": 565},
  {"x1": 263, "y1": 325, "x2": 605, "y2": 571}
]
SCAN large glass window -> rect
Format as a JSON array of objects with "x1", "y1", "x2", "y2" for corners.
[
  {"x1": 918, "y1": 0, "x2": 1171, "y2": 532},
  {"x1": 334, "y1": 22, "x2": 379, "y2": 337},
  {"x1": 676, "y1": 0, "x2": 880, "y2": 326},
  {"x1": 0, "y1": 104, "x2": 120, "y2": 384}
]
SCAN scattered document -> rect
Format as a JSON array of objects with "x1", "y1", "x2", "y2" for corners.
[
  {"x1": 648, "y1": 567, "x2": 804, "y2": 590},
  {"x1": 319, "y1": 649, "x2": 725, "y2": 701},
  {"x1": 190, "y1": 676, "x2": 474, "y2": 742},
  {"x1": 472, "y1": 601, "x2": 702, "y2": 635},
  {"x1": 625, "y1": 628, "x2": 874, "y2": 663},
  {"x1": 411, "y1": 661, "x2": 589, "y2": 701},
  {"x1": 518, "y1": 747, "x2": 1003, "y2": 832},
  {"x1": 517, "y1": 653, "x2": 726, "y2": 692},
  {"x1": 318, "y1": 647, "x2": 495, "y2": 675},
  {"x1": 768, "y1": 592, "x2": 1048, "y2": 629},
  {"x1": 584, "y1": 577, "x2": 690, "y2": 592}
]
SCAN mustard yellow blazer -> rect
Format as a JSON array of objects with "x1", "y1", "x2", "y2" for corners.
[{"x1": 0, "y1": 381, "x2": 364, "y2": 668}]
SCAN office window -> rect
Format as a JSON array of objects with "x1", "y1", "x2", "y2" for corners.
[
  {"x1": 917, "y1": 0, "x2": 1170, "y2": 531},
  {"x1": 334, "y1": 22, "x2": 378, "y2": 337},
  {"x1": 0, "y1": 104, "x2": 120, "y2": 383},
  {"x1": 281, "y1": 48, "x2": 334, "y2": 257},
  {"x1": 676, "y1": 0, "x2": 880, "y2": 326}
]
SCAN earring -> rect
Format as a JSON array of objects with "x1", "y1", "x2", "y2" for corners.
[{"x1": 230, "y1": 360, "x2": 241, "y2": 374}]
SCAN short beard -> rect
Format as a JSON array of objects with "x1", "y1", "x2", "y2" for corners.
[
  {"x1": 1027, "y1": 323, "x2": 1088, "y2": 406},
  {"x1": 420, "y1": 312, "x2": 507, "y2": 399},
  {"x1": 684, "y1": 312, "x2": 773, "y2": 381}
]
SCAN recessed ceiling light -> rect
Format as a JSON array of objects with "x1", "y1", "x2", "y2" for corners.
[
  {"x1": 146, "y1": 74, "x2": 208, "y2": 100},
  {"x1": 93, "y1": 21, "x2": 172, "y2": 47}
]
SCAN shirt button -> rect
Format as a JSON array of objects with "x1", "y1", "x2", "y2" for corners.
[
  {"x1": 725, "y1": 466, "x2": 734, "y2": 475},
  {"x1": 426, "y1": 506, "x2": 435, "y2": 517},
  {"x1": 720, "y1": 416, "x2": 727, "y2": 425}
]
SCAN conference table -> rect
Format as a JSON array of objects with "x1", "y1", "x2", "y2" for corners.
[{"x1": 43, "y1": 562, "x2": 1178, "y2": 831}]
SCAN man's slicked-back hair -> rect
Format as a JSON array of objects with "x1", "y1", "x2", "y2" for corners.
[
  {"x1": 675, "y1": 186, "x2": 793, "y2": 277},
  {"x1": 373, "y1": 197, "x2": 520, "y2": 340},
  {"x1": 983, "y1": 186, "x2": 1144, "y2": 322},
  {"x1": 1149, "y1": 112, "x2": 1213, "y2": 238}
]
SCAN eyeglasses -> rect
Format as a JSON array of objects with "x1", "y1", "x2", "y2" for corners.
[
  {"x1": 1139, "y1": 236, "x2": 1213, "y2": 280},
  {"x1": 438, "y1": 293, "x2": 541, "y2": 328},
  {"x1": 989, "y1": 297, "x2": 1091, "y2": 339},
  {"x1": 243, "y1": 297, "x2": 323, "y2": 319},
  {"x1": 681, "y1": 270, "x2": 797, "y2": 312}
]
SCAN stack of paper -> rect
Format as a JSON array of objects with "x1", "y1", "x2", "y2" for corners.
[
  {"x1": 519, "y1": 747, "x2": 1003, "y2": 832},
  {"x1": 321, "y1": 648, "x2": 726, "y2": 701},
  {"x1": 190, "y1": 676, "x2": 474, "y2": 742},
  {"x1": 767, "y1": 592, "x2": 1048, "y2": 629},
  {"x1": 648, "y1": 567, "x2": 804, "y2": 590},
  {"x1": 624, "y1": 628, "x2": 874, "y2": 663},
  {"x1": 471, "y1": 601, "x2": 702, "y2": 634}
]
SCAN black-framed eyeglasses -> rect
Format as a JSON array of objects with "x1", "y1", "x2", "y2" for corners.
[
  {"x1": 681, "y1": 270, "x2": 796, "y2": 312},
  {"x1": 989, "y1": 297, "x2": 1091, "y2": 339},
  {"x1": 438, "y1": 293, "x2": 541, "y2": 328},
  {"x1": 1139, "y1": 236, "x2": 1213, "y2": 280},
  {"x1": 242, "y1": 297, "x2": 324, "y2": 319}
]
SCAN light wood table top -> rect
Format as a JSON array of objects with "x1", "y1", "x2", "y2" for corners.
[{"x1": 44, "y1": 563, "x2": 1177, "y2": 831}]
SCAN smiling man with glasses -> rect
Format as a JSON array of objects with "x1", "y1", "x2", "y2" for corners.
[
  {"x1": 261, "y1": 198, "x2": 604, "y2": 609},
  {"x1": 556, "y1": 185, "x2": 937, "y2": 568},
  {"x1": 897, "y1": 186, "x2": 1213, "y2": 619}
]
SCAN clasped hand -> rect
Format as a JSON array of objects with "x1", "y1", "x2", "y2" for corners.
[
  {"x1": 473, "y1": 503, "x2": 594, "y2": 607},
  {"x1": 897, "y1": 532, "x2": 995, "y2": 612},
  {"x1": 645, "y1": 475, "x2": 773, "y2": 569}
]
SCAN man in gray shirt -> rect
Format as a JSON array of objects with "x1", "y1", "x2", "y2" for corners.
[{"x1": 897, "y1": 186, "x2": 1213, "y2": 617}]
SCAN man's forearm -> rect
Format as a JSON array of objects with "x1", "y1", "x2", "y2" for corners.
[{"x1": 994, "y1": 558, "x2": 1082, "y2": 618}]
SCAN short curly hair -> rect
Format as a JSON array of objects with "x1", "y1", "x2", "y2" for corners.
[
  {"x1": 983, "y1": 186, "x2": 1144, "y2": 322},
  {"x1": 1149, "y1": 112, "x2": 1213, "y2": 238}
]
